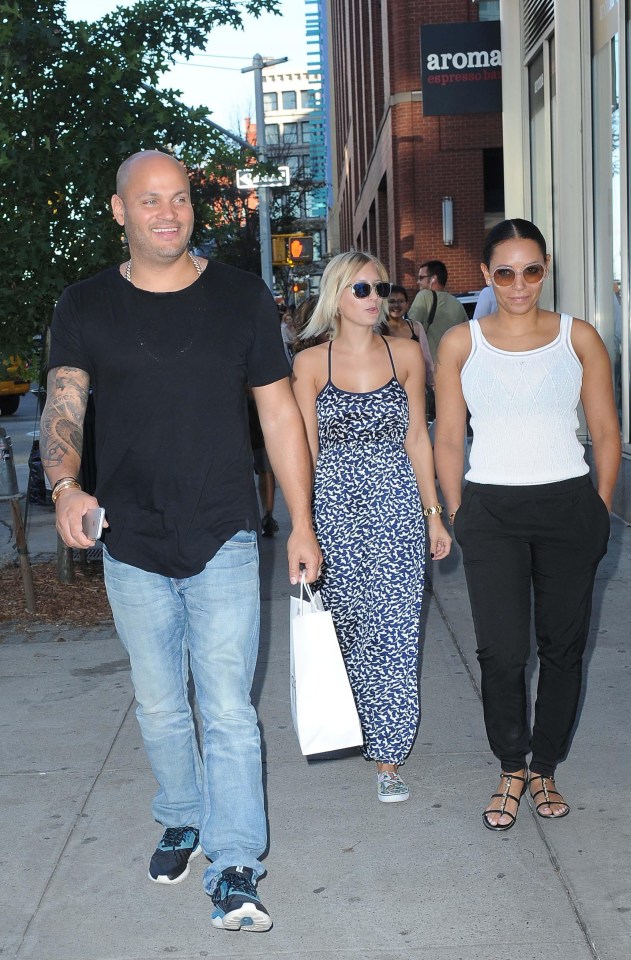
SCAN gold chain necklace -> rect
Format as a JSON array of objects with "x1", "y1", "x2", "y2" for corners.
[{"x1": 125, "y1": 250, "x2": 202, "y2": 283}]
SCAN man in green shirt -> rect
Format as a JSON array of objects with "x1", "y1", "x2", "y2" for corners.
[{"x1": 408, "y1": 260, "x2": 468, "y2": 361}]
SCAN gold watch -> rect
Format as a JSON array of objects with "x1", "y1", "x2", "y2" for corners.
[{"x1": 423, "y1": 504, "x2": 443, "y2": 517}]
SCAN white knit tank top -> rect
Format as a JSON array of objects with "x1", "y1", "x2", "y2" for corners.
[{"x1": 461, "y1": 314, "x2": 588, "y2": 484}]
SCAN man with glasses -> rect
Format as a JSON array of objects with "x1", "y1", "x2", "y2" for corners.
[{"x1": 408, "y1": 260, "x2": 468, "y2": 362}]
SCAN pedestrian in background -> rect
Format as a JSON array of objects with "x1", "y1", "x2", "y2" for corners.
[
  {"x1": 408, "y1": 259, "x2": 468, "y2": 362},
  {"x1": 292, "y1": 251, "x2": 451, "y2": 804},
  {"x1": 472, "y1": 283, "x2": 498, "y2": 320},
  {"x1": 435, "y1": 218, "x2": 620, "y2": 831},
  {"x1": 41, "y1": 150, "x2": 321, "y2": 933},
  {"x1": 385, "y1": 284, "x2": 434, "y2": 390},
  {"x1": 290, "y1": 295, "x2": 320, "y2": 357},
  {"x1": 385, "y1": 284, "x2": 435, "y2": 422},
  {"x1": 247, "y1": 390, "x2": 279, "y2": 537}
]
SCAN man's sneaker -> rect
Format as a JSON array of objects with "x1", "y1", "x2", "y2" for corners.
[
  {"x1": 377, "y1": 772, "x2": 410, "y2": 803},
  {"x1": 210, "y1": 866, "x2": 272, "y2": 931},
  {"x1": 148, "y1": 826, "x2": 201, "y2": 884}
]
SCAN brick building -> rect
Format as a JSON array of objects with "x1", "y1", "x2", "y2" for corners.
[{"x1": 324, "y1": 0, "x2": 503, "y2": 293}]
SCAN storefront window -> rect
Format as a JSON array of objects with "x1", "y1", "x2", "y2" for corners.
[
  {"x1": 550, "y1": 36, "x2": 558, "y2": 305},
  {"x1": 528, "y1": 49, "x2": 554, "y2": 306},
  {"x1": 529, "y1": 52, "x2": 546, "y2": 231}
]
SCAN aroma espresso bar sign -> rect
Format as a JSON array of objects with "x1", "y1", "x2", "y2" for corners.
[{"x1": 421, "y1": 21, "x2": 502, "y2": 116}]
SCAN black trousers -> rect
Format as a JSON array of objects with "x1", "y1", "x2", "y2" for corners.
[{"x1": 454, "y1": 475, "x2": 610, "y2": 778}]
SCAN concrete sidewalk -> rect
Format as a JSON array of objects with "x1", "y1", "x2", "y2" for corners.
[{"x1": 1, "y1": 481, "x2": 630, "y2": 958}]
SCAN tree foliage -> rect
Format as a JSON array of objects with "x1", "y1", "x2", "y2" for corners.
[{"x1": 0, "y1": 0, "x2": 279, "y2": 357}]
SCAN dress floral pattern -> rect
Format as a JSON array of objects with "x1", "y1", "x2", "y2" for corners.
[{"x1": 314, "y1": 339, "x2": 425, "y2": 764}]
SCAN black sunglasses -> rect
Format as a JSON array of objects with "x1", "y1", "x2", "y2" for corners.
[{"x1": 348, "y1": 281, "x2": 392, "y2": 299}]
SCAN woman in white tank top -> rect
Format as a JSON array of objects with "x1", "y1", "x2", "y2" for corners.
[{"x1": 434, "y1": 219, "x2": 620, "y2": 832}]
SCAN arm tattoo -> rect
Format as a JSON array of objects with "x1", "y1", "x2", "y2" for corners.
[{"x1": 40, "y1": 366, "x2": 90, "y2": 469}]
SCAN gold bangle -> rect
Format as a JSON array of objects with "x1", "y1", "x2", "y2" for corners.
[
  {"x1": 51, "y1": 478, "x2": 81, "y2": 505},
  {"x1": 449, "y1": 512, "x2": 457, "y2": 526},
  {"x1": 423, "y1": 504, "x2": 443, "y2": 517}
]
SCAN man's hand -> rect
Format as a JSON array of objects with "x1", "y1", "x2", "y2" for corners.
[
  {"x1": 55, "y1": 488, "x2": 109, "y2": 549},
  {"x1": 287, "y1": 522, "x2": 322, "y2": 585}
]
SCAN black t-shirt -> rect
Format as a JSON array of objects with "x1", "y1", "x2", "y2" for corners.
[{"x1": 49, "y1": 261, "x2": 289, "y2": 577}]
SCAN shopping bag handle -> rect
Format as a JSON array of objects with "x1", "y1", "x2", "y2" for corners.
[{"x1": 299, "y1": 570, "x2": 316, "y2": 614}]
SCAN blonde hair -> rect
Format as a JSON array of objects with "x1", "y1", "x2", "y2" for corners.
[{"x1": 300, "y1": 251, "x2": 389, "y2": 341}]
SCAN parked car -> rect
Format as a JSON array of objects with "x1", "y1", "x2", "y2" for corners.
[
  {"x1": 0, "y1": 355, "x2": 30, "y2": 416},
  {"x1": 454, "y1": 290, "x2": 481, "y2": 319}
]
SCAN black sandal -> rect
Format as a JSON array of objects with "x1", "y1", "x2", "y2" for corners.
[
  {"x1": 482, "y1": 771, "x2": 528, "y2": 832},
  {"x1": 529, "y1": 774, "x2": 570, "y2": 819}
]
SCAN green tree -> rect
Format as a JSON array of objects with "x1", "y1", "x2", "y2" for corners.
[{"x1": 0, "y1": 0, "x2": 279, "y2": 358}]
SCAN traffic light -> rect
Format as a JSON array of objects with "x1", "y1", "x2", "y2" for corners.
[
  {"x1": 286, "y1": 235, "x2": 313, "y2": 264},
  {"x1": 291, "y1": 279, "x2": 309, "y2": 306}
]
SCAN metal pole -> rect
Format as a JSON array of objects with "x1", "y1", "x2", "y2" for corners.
[
  {"x1": 242, "y1": 54, "x2": 288, "y2": 292},
  {"x1": 252, "y1": 56, "x2": 273, "y2": 291},
  {"x1": 9, "y1": 498, "x2": 36, "y2": 612}
]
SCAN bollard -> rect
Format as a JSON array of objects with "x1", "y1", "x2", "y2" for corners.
[
  {"x1": 0, "y1": 428, "x2": 36, "y2": 612},
  {"x1": 0, "y1": 429, "x2": 20, "y2": 497}
]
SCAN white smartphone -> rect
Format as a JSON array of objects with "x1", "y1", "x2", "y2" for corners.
[{"x1": 82, "y1": 507, "x2": 105, "y2": 541}]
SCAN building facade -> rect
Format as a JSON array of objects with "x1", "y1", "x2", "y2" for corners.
[
  {"x1": 500, "y1": 0, "x2": 631, "y2": 518},
  {"x1": 322, "y1": 0, "x2": 503, "y2": 293},
  {"x1": 260, "y1": 69, "x2": 326, "y2": 256}
]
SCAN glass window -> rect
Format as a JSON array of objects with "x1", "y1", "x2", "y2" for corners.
[
  {"x1": 478, "y1": 0, "x2": 500, "y2": 20},
  {"x1": 301, "y1": 89, "x2": 316, "y2": 108},
  {"x1": 301, "y1": 121, "x2": 312, "y2": 143},
  {"x1": 263, "y1": 92, "x2": 278, "y2": 113},
  {"x1": 283, "y1": 122, "x2": 298, "y2": 142},
  {"x1": 282, "y1": 90, "x2": 297, "y2": 110},
  {"x1": 528, "y1": 52, "x2": 548, "y2": 237},
  {"x1": 265, "y1": 123, "x2": 280, "y2": 144},
  {"x1": 482, "y1": 147, "x2": 504, "y2": 230},
  {"x1": 478, "y1": 0, "x2": 500, "y2": 21},
  {"x1": 593, "y1": 33, "x2": 622, "y2": 427}
]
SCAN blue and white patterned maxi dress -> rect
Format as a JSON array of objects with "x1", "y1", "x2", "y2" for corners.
[{"x1": 314, "y1": 338, "x2": 425, "y2": 765}]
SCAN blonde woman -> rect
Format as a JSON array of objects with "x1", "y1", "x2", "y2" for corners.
[{"x1": 292, "y1": 252, "x2": 451, "y2": 802}]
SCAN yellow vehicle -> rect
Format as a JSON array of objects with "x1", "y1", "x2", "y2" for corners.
[{"x1": 0, "y1": 355, "x2": 30, "y2": 416}]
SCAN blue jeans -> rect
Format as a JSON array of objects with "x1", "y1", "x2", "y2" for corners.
[{"x1": 103, "y1": 530, "x2": 266, "y2": 891}]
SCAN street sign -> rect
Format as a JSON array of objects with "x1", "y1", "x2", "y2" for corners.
[{"x1": 236, "y1": 166, "x2": 291, "y2": 189}]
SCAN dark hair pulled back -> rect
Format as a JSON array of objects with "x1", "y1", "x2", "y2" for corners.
[{"x1": 482, "y1": 218, "x2": 547, "y2": 266}]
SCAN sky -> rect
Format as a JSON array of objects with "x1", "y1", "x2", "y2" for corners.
[{"x1": 64, "y1": 0, "x2": 309, "y2": 132}]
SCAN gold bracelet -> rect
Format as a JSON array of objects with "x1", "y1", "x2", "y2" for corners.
[
  {"x1": 51, "y1": 477, "x2": 81, "y2": 505},
  {"x1": 449, "y1": 512, "x2": 457, "y2": 526},
  {"x1": 423, "y1": 504, "x2": 443, "y2": 517}
]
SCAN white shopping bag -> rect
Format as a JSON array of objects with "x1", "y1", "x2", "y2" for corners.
[{"x1": 289, "y1": 575, "x2": 363, "y2": 755}]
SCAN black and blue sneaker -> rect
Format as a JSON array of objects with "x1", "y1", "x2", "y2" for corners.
[
  {"x1": 210, "y1": 866, "x2": 272, "y2": 931},
  {"x1": 148, "y1": 826, "x2": 201, "y2": 884}
]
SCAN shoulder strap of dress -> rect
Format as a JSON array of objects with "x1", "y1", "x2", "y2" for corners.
[
  {"x1": 380, "y1": 335, "x2": 397, "y2": 377},
  {"x1": 327, "y1": 340, "x2": 333, "y2": 381}
]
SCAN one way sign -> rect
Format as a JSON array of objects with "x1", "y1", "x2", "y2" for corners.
[{"x1": 236, "y1": 166, "x2": 291, "y2": 189}]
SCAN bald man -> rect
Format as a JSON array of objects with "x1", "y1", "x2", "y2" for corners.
[{"x1": 41, "y1": 150, "x2": 321, "y2": 933}]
